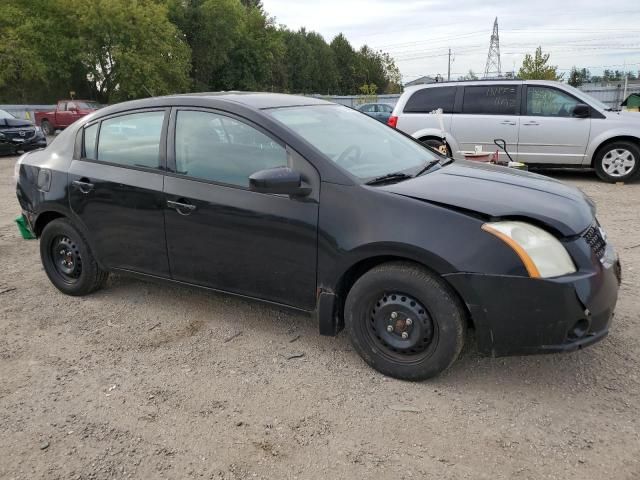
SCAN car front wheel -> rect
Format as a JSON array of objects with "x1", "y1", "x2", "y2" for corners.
[
  {"x1": 40, "y1": 218, "x2": 108, "y2": 296},
  {"x1": 40, "y1": 120, "x2": 54, "y2": 136},
  {"x1": 345, "y1": 262, "x2": 465, "y2": 381},
  {"x1": 594, "y1": 141, "x2": 640, "y2": 182}
]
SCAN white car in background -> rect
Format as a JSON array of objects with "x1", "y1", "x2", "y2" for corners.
[{"x1": 388, "y1": 80, "x2": 640, "y2": 182}]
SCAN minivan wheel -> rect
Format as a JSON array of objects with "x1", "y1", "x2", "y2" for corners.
[
  {"x1": 345, "y1": 262, "x2": 465, "y2": 381},
  {"x1": 594, "y1": 141, "x2": 640, "y2": 182},
  {"x1": 40, "y1": 218, "x2": 108, "y2": 296},
  {"x1": 420, "y1": 138, "x2": 450, "y2": 156}
]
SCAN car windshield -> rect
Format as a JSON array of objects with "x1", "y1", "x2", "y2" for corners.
[
  {"x1": 76, "y1": 101, "x2": 100, "y2": 109},
  {"x1": 267, "y1": 104, "x2": 439, "y2": 180},
  {"x1": 0, "y1": 109, "x2": 15, "y2": 119}
]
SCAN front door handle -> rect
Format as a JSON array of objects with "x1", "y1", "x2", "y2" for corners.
[
  {"x1": 500, "y1": 120, "x2": 517, "y2": 126},
  {"x1": 167, "y1": 199, "x2": 196, "y2": 215},
  {"x1": 71, "y1": 179, "x2": 94, "y2": 194}
]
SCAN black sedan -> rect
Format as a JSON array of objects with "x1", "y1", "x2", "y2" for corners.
[
  {"x1": 1, "y1": 109, "x2": 47, "y2": 155},
  {"x1": 15, "y1": 93, "x2": 620, "y2": 380}
]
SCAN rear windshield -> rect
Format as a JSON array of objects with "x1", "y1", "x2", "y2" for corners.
[{"x1": 403, "y1": 86, "x2": 456, "y2": 113}]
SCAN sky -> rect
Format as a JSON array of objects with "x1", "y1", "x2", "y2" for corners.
[{"x1": 261, "y1": 0, "x2": 640, "y2": 82}]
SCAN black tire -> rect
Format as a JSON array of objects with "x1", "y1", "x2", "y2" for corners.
[
  {"x1": 40, "y1": 218, "x2": 108, "y2": 296},
  {"x1": 345, "y1": 262, "x2": 465, "y2": 381},
  {"x1": 420, "y1": 137, "x2": 450, "y2": 156},
  {"x1": 594, "y1": 141, "x2": 640, "y2": 182},
  {"x1": 40, "y1": 120, "x2": 54, "y2": 136}
]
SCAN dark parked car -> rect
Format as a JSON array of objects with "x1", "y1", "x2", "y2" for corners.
[
  {"x1": 356, "y1": 102, "x2": 394, "y2": 123},
  {"x1": 15, "y1": 93, "x2": 620, "y2": 380},
  {"x1": 0, "y1": 109, "x2": 47, "y2": 155}
]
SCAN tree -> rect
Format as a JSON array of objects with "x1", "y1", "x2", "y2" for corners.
[
  {"x1": 568, "y1": 67, "x2": 590, "y2": 87},
  {"x1": 0, "y1": 0, "x2": 83, "y2": 103},
  {"x1": 65, "y1": 0, "x2": 190, "y2": 102},
  {"x1": 381, "y1": 52, "x2": 402, "y2": 93},
  {"x1": 518, "y1": 47, "x2": 563, "y2": 81},
  {"x1": 330, "y1": 34, "x2": 358, "y2": 95},
  {"x1": 458, "y1": 69, "x2": 478, "y2": 81}
]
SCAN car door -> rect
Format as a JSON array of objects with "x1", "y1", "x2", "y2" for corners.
[
  {"x1": 359, "y1": 104, "x2": 376, "y2": 119},
  {"x1": 450, "y1": 84, "x2": 521, "y2": 159},
  {"x1": 517, "y1": 85, "x2": 591, "y2": 165},
  {"x1": 56, "y1": 101, "x2": 72, "y2": 127},
  {"x1": 163, "y1": 108, "x2": 319, "y2": 309},
  {"x1": 68, "y1": 109, "x2": 171, "y2": 277},
  {"x1": 66, "y1": 101, "x2": 84, "y2": 124}
]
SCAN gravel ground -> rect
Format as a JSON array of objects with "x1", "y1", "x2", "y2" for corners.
[{"x1": 1, "y1": 154, "x2": 639, "y2": 480}]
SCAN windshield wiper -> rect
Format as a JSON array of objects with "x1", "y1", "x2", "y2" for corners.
[
  {"x1": 365, "y1": 172, "x2": 413, "y2": 185},
  {"x1": 413, "y1": 159, "x2": 441, "y2": 177}
]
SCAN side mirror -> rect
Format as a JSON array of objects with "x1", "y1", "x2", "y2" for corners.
[
  {"x1": 249, "y1": 166, "x2": 311, "y2": 196},
  {"x1": 572, "y1": 103, "x2": 590, "y2": 118}
]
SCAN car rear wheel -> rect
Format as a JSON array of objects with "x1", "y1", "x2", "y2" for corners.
[
  {"x1": 40, "y1": 120, "x2": 54, "y2": 136},
  {"x1": 344, "y1": 262, "x2": 465, "y2": 380},
  {"x1": 594, "y1": 141, "x2": 640, "y2": 182},
  {"x1": 40, "y1": 218, "x2": 108, "y2": 296}
]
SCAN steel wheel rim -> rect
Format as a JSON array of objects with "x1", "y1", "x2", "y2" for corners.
[
  {"x1": 602, "y1": 149, "x2": 635, "y2": 177},
  {"x1": 365, "y1": 292, "x2": 438, "y2": 363},
  {"x1": 50, "y1": 235, "x2": 82, "y2": 284}
]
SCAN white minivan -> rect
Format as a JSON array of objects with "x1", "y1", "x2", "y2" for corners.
[{"x1": 389, "y1": 80, "x2": 640, "y2": 182}]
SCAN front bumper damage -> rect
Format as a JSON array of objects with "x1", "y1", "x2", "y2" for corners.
[{"x1": 444, "y1": 245, "x2": 620, "y2": 357}]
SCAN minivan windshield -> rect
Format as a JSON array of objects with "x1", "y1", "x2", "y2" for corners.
[{"x1": 268, "y1": 104, "x2": 440, "y2": 181}]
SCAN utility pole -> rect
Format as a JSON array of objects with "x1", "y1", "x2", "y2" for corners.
[{"x1": 447, "y1": 48, "x2": 452, "y2": 81}]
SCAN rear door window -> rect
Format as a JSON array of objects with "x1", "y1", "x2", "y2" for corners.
[
  {"x1": 83, "y1": 123, "x2": 98, "y2": 160},
  {"x1": 97, "y1": 111, "x2": 165, "y2": 169},
  {"x1": 462, "y1": 85, "x2": 520, "y2": 115},
  {"x1": 403, "y1": 86, "x2": 456, "y2": 113}
]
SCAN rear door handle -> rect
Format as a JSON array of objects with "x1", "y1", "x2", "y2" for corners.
[
  {"x1": 71, "y1": 179, "x2": 94, "y2": 194},
  {"x1": 167, "y1": 199, "x2": 196, "y2": 215},
  {"x1": 523, "y1": 121, "x2": 540, "y2": 126}
]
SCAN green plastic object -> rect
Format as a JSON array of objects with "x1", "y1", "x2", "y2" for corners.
[{"x1": 15, "y1": 214, "x2": 36, "y2": 240}]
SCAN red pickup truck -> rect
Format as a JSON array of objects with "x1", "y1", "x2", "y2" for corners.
[{"x1": 35, "y1": 100, "x2": 100, "y2": 135}]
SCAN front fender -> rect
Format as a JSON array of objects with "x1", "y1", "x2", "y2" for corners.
[{"x1": 585, "y1": 129, "x2": 640, "y2": 165}]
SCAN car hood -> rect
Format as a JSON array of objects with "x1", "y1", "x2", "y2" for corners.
[
  {"x1": 0, "y1": 118, "x2": 34, "y2": 129},
  {"x1": 380, "y1": 160, "x2": 594, "y2": 236}
]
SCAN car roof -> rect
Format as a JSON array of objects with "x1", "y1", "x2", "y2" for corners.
[
  {"x1": 169, "y1": 92, "x2": 332, "y2": 109},
  {"x1": 402, "y1": 79, "x2": 571, "y2": 94}
]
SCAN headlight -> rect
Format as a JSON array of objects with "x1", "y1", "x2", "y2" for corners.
[
  {"x1": 482, "y1": 221, "x2": 576, "y2": 278},
  {"x1": 14, "y1": 153, "x2": 26, "y2": 186}
]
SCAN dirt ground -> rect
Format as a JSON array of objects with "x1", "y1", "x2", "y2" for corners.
[{"x1": 0, "y1": 153, "x2": 639, "y2": 480}]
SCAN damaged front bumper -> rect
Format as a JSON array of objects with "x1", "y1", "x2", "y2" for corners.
[{"x1": 444, "y1": 245, "x2": 620, "y2": 357}]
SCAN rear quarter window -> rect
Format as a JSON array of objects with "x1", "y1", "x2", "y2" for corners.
[{"x1": 403, "y1": 86, "x2": 456, "y2": 113}]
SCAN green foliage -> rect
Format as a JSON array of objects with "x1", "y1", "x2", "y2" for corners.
[
  {"x1": 458, "y1": 70, "x2": 478, "y2": 81},
  {"x1": 0, "y1": 0, "x2": 402, "y2": 102},
  {"x1": 568, "y1": 67, "x2": 590, "y2": 87},
  {"x1": 68, "y1": 0, "x2": 191, "y2": 101},
  {"x1": 357, "y1": 83, "x2": 378, "y2": 105},
  {"x1": 518, "y1": 47, "x2": 563, "y2": 81}
]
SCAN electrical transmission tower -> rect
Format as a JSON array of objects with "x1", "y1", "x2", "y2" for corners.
[{"x1": 483, "y1": 17, "x2": 502, "y2": 78}]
